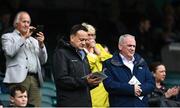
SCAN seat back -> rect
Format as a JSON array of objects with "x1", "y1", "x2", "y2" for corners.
[{"x1": 0, "y1": 93, "x2": 10, "y2": 106}]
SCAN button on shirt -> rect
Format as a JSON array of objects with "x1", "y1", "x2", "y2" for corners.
[
  {"x1": 24, "y1": 39, "x2": 38, "y2": 73},
  {"x1": 119, "y1": 53, "x2": 135, "y2": 74}
]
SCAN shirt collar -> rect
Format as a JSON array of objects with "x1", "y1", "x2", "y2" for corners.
[
  {"x1": 119, "y1": 53, "x2": 135, "y2": 63},
  {"x1": 14, "y1": 29, "x2": 22, "y2": 36}
]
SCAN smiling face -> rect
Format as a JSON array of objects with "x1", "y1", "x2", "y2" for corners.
[
  {"x1": 15, "y1": 12, "x2": 31, "y2": 35},
  {"x1": 118, "y1": 35, "x2": 136, "y2": 60}
]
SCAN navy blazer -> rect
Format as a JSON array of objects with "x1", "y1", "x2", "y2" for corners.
[{"x1": 103, "y1": 52, "x2": 155, "y2": 107}]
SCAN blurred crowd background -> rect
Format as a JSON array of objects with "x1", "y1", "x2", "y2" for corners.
[{"x1": 0, "y1": 0, "x2": 180, "y2": 81}]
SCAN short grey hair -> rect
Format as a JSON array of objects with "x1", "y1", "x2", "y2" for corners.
[
  {"x1": 13, "y1": 11, "x2": 31, "y2": 28},
  {"x1": 118, "y1": 34, "x2": 135, "y2": 45}
]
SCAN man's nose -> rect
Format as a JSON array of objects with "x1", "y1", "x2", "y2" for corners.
[{"x1": 82, "y1": 40, "x2": 86, "y2": 44}]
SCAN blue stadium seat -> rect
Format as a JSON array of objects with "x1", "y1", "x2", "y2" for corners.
[
  {"x1": 41, "y1": 95, "x2": 53, "y2": 107},
  {"x1": 41, "y1": 88, "x2": 56, "y2": 97},
  {"x1": 42, "y1": 81, "x2": 56, "y2": 91},
  {"x1": 41, "y1": 87, "x2": 57, "y2": 106},
  {"x1": 0, "y1": 93, "x2": 10, "y2": 106}
]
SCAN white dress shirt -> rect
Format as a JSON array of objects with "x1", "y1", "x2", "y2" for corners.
[{"x1": 119, "y1": 53, "x2": 135, "y2": 74}]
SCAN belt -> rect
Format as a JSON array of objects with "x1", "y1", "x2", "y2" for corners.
[{"x1": 27, "y1": 72, "x2": 37, "y2": 76}]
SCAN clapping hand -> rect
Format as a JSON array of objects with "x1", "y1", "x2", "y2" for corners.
[{"x1": 165, "y1": 86, "x2": 179, "y2": 98}]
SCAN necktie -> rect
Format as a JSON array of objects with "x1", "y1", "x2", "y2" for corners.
[{"x1": 78, "y1": 50, "x2": 85, "y2": 60}]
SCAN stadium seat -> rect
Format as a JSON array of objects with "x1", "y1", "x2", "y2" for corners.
[
  {"x1": 41, "y1": 95, "x2": 53, "y2": 107},
  {"x1": 42, "y1": 81, "x2": 56, "y2": 91},
  {"x1": 41, "y1": 88, "x2": 56, "y2": 97},
  {"x1": 41, "y1": 87, "x2": 57, "y2": 106},
  {"x1": 0, "y1": 93, "x2": 10, "y2": 106}
]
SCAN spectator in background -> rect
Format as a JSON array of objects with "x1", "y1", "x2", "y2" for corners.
[
  {"x1": 1, "y1": 11, "x2": 48, "y2": 107},
  {"x1": 53, "y1": 24, "x2": 101, "y2": 107},
  {"x1": 148, "y1": 62, "x2": 180, "y2": 107},
  {"x1": 103, "y1": 34, "x2": 155, "y2": 107},
  {"x1": 9, "y1": 85, "x2": 34, "y2": 107},
  {"x1": 82, "y1": 22, "x2": 112, "y2": 107},
  {"x1": 154, "y1": 13, "x2": 178, "y2": 47},
  {"x1": 131, "y1": 15, "x2": 154, "y2": 64},
  {"x1": 152, "y1": 3, "x2": 180, "y2": 61},
  {"x1": 0, "y1": 10, "x2": 13, "y2": 35}
]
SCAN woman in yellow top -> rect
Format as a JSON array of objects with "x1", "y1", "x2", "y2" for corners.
[{"x1": 82, "y1": 23, "x2": 112, "y2": 108}]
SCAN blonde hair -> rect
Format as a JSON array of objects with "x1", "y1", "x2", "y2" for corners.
[{"x1": 81, "y1": 22, "x2": 96, "y2": 34}]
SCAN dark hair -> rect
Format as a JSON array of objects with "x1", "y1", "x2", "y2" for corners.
[
  {"x1": 149, "y1": 62, "x2": 164, "y2": 73},
  {"x1": 10, "y1": 85, "x2": 27, "y2": 97},
  {"x1": 70, "y1": 24, "x2": 88, "y2": 35}
]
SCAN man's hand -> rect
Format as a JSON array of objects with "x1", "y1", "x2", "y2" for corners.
[
  {"x1": 86, "y1": 74, "x2": 102, "y2": 86},
  {"x1": 36, "y1": 32, "x2": 45, "y2": 48},
  {"x1": 134, "y1": 84, "x2": 142, "y2": 96},
  {"x1": 22, "y1": 26, "x2": 35, "y2": 39}
]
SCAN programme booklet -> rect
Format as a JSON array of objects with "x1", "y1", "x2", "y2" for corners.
[{"x1": 82, "y1": 72, "x2": 108, "y2": 81}]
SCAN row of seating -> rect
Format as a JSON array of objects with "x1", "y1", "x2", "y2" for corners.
[{"x1": 41, "y1": 81, "x2": 57, "y2": 107}]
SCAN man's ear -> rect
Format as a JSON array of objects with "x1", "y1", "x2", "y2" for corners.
[
  {"x1": 14, "y1": 23, "x2": 18, "y2": 28},
  {"x1": 10, "y1": 96, "x2": 15, "y2": 103},
  {"x1": 118, "y1": 44, "x2": 122, "y2": 51},
  {"x1": 70, "y1": 35, "x2": 74, "y2": 41}
]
